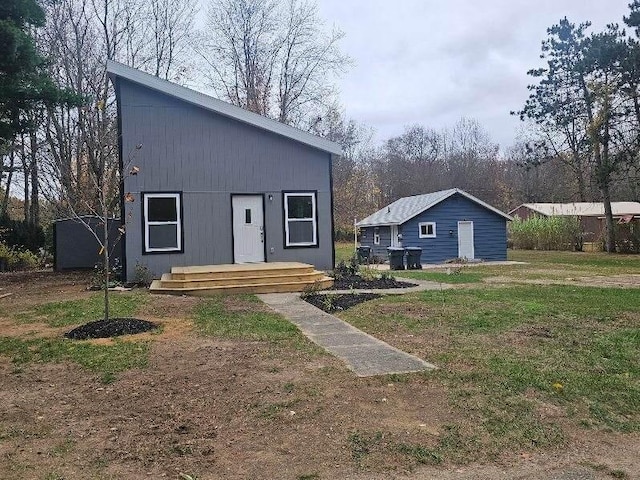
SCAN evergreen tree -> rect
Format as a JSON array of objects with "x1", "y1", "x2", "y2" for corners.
[{"x1": 0, "y1": 0, "x2": 77, "y2": 145}]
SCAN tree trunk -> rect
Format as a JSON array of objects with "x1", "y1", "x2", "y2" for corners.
[
  {"x1": 20, "y1": 135, "x2": 29, "y2": 222},
  {"x1": 602, "y1": 183, "x2": 616, "y2": 253},
  {"x1": 1, "y1": 149, "x2": 15, "y2": 219},
  {"x1": 103, "y1": 190, "x2": 110, "y2": 322},
  {"x1": 29, "y1": 129, "x2": 39, "y2": 226}
]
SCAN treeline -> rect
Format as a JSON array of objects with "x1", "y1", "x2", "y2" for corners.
[
  {"x1": 1, "y1": 0, "x2": 640, "y2": 251},
  {"x1": 328, "y1": 117, "x2": 638, "y2": 238}
]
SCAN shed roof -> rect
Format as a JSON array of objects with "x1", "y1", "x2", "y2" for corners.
[
  {"x1": 356, "y1": 188, "x2": 512, "y2": 227},
  {"x1": 106, "y1": 60, "x2": 342, "y2": 156},
  {"x1": 509, "y1": 202, "x2": 640, "y2": 217}
]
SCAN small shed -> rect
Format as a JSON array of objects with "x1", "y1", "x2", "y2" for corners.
[
  {"x1": 54, "y1": 216, "x2": 122, "y2": 271},
  {"x1": 357, "y1": 188, "x2": 511, "y2": 264}
]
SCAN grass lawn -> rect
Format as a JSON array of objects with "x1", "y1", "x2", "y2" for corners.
[
  {"x1": 1, "y1": 253, "x2": 640, "y2": 478},
  {"x1": 335, "y1": 241, "x2": 356, "y2": 264},
  {"x1": 508, "y1": 249, "x2": 640, "y2": 272},
  {"x1": 338, "y1": 283, "x2": 640, "y2": 462}
]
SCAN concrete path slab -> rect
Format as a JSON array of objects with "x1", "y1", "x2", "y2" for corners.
[{"x1": 259, "y1": 293, "x2": 436, "y2": 377}]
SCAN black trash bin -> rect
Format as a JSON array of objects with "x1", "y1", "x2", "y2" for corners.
[
  {"x1": 405, "y1": 247, "x2": 423, "y2": 270},
  {"x1": 357, "y1": 246, "x2": 372, "y2": 264},
  {"x1": 387, "y1": 247, "x2": 405, "y2": 270}
]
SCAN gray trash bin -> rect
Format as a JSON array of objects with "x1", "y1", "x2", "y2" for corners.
[
  {"x1": 357, "y1": 246, "x2": 372, "y2": 264},
  {"x1": 387, "y1": 247, "x2": 405, "y2": 270},
  {"x1": 405, "y1": 247, "x2": 422, "y2": 269}
]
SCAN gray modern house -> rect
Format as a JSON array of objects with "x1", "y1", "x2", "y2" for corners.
[
  {"x1": 107, "y1": 61, "x2": 341, "y2": 282},
  {"x1": 357, "y1": 188, "x2": 512, "y2": 263}
]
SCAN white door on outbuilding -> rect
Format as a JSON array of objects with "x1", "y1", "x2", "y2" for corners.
[
  {"x1": 232, "y1": 195, "x2": 265, "y2": 263},
  {"x1": 390, "y1": 225, "x2": 402, "y2": 247},
  {"x1": 457, "y1": 221, "x2": 474, "y2": 260}
]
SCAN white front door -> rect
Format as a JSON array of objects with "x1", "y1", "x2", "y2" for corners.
[
  {"x1": 232, "y1": 195, "x2": 265, "y2": 263},
  {"x1": 457, "y1": 221, "x2": 474, "y2": 260}
]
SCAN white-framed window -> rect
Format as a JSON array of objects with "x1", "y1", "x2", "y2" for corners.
[
  {"x1": 418, "y1": 222, "x2": 436, "y2": 238},
  {"x1": 143, "y1": 192, "x2": 182, "y2": 253},
  {"x1": 283, "y1": 192, "x2": 317, "y2": 247},
  {"x1": 373, "y1": 227, "x2": 380, "y2": 245}
]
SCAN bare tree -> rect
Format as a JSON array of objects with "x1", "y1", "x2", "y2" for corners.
[
  {"x1": 309, "y1": 105, "x2": 378, "y2": 235},
  {"x1": 199, "y1": 0, "x2": 350, "y2": 128},
  {"x1": 37, "y1": 0, "x2": 196, "y2": 215}
]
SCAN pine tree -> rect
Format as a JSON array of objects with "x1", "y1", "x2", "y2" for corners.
[{"x1": 0, "y1": 0, "x2": 77, "y2": 145}]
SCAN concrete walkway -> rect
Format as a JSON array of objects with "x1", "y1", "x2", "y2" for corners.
[{"x1": 259, "y1": 293, "x2": 436, "y2": 377}]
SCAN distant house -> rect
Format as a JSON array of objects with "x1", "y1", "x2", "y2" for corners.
[
  {"x1": 107, "y1": 61, "x2": 341, "y2": 282},
  {"x1": 508, "y1": 202, "x2": 640, "y2": 242},
  {"x1": 357, "y1": 188, "x2": 512, "y2": 263}
]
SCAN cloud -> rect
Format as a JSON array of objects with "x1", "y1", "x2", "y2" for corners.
[{"x1": 316, "y1": 0, "x2": 631, "y2": 149}]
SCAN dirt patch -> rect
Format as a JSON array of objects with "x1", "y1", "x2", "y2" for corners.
[
  {"x1": 484, "y1": 274, "x2": 640, "y2": 289},
  {"x1": 577, "y1": 274, "x2": 640, "y2": 287},
  {"x1": 303, "y1": 293, "x2": 381, "y2": 313},
  {"x1": 142, "y1": 294, "x2": 200, "y2": 318},
  {"x1": 65, "y1": 318, "x2": 159, "y2": 340},
  {"x1": 0, "y1": 336, "x2": 456, "y2": 479},
  {"x1": 1, "y1": 339, "x2": 638, "y2": 480}
]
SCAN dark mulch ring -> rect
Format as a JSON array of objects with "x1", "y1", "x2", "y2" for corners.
[
  {"x1": 303, "y1": 293, "x2": 381, "y2": 313},
  {"x1": 65, "y1": 318, "x2": 159, "y2": 340},
  {"x1": 330, "y1": 274, "x2": 415, "y2": 290}
]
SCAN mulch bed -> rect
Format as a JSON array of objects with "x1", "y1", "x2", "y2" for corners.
[
  {"x1": 303, "y1": 293, "x2": 381, "y2": 313},
  {"x1": 330, "y1": 274, "x2": 415, "y2": 290},
  {"x1": 65, "y1": 318, "x2": 159, "y2": 340}
]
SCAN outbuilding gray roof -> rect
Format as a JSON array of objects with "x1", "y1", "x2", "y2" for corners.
[
  {"x1": 356, "y1": 188, "x2": 512, "y2": 227},
  {"x1": 106, "y1": 60, "x2": 342, "y2": 156}
]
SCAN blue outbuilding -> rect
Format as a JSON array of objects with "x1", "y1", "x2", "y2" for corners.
[{"x1": 356, "y1": 188, "x2": 512, "y2": 264}]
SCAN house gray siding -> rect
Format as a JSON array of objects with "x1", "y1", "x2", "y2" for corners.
[
  {"x1": 118, "y1": 79, "x2": 333, "y2": 280},
  {"x1": 401, "y1": 193, "x2": 507, "y2": 263},
  {"x1": 359, "y1": 226, "x2": 392, "y2": 259}
]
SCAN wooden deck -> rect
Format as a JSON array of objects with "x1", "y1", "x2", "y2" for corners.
[{"x1": 150, "y1": 262, "x2": 333, "y2": 295}]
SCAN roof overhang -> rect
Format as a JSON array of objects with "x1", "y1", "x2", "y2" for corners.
[
  {"x1": 106, "y1": 60, "x2": 342, "y2": 156},
  {"x1": 356, "y1": 222, "x2": 399, "y2": 228}
]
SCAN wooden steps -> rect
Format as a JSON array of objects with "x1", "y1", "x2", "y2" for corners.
[{"x1": 149, "y1": 262, "x2": 333, "y2": 295}]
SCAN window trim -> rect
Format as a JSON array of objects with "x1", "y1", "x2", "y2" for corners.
[
  {"x1": 283, "y1": 191, "x2": 318, "y2": 248},
  {"x1": 142, "y1": 192, "x2": 184, "y2": 254},
  {"x1": 373, "y1": 227, "x2": 380, "y2": 245},
  {"x1": 418, "y1": 221, "x2": 436, "y2": 239}
]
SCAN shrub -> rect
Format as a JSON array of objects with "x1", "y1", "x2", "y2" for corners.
[
  {"x1": 509, "y1": 215, "x2": 583, "y2": 251},
  {"x1": 0, "y1": 241, "x2": 41, "y2": 271},
  {"x1": 0, "y1": 215, "x2": 45, "y2": 253},
  {"x1": 613, "y1": 221, "x2": 640, "y2": 254}
]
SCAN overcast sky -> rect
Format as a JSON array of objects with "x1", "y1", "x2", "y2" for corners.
[{"x1": 314, "y1": 0, "x2": 632, "y2": 150}]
